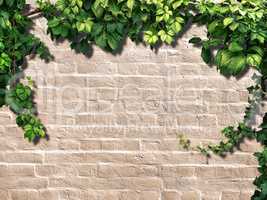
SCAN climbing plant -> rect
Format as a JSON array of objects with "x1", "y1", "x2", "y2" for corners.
[
  {"x1": 1, "y1": 0, "x2": 267, "y2": 198},
  {"x1": 0, "y1": 0, "x2": 52, "y2": 142}
]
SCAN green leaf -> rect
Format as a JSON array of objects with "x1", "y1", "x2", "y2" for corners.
[
  {"x1": 171, "y1": 21, "x2": 181, "y2": 33},
  {"x1": 228, "y1": 55, "x2": 247, "y2": 75},
  {"x1": 201, "y1": 47, "x2": 212, "y2": 64},
  {"x1": 92, "y1": 1, "x2": 104, "y2": 18},
  {"x1": 127, "y1": 0, "x2": 134, "y2": 10},
  {"x1": 217, "y1": 51, "x2": 247, "y2": 76},
  {"x1": 107, "y1": 34, "x2": 119, "y2": 50},
  {"x1": 109, "y1": 4, "x2": 120, "y2": 16},
  {"x1": 229, "y1": 23, "x2": 239, "y2": 31},
  {"x1": 208, "y1": 21, "x2": 219, "y2": 33},
  {"x1": 229, "y1": 42, "x2": 243, "y2": 52},
  {"x1": 249, "y1": 46, "x2": 264, "y2": 57},
  {"x1": 189, "y1": 37, "x2": 202, "y2": 44},
  {"x1": 92, "y1": 23, "x2": 104, "y2": 36},
  {"x1": 76, "y1": 22, "x2": 85, "y2": 32},
  {"x1": 95, "y1": 33, "x2": 107, "y2": 49},
  {"x1": 247, "y1": 54, "x2": 262, "y2": 68},
  {"x1": 215, "y1": 49, "x2": 232, "y2": 69},
  {"x1": 204, "y1": 39, "x2": 222, "y2": 47},
  {"x1": 47, "y1": 18, "x2": 60, "y2": 28},
  {"x1": 173, "y1": 1, "x2": 182, "y2": 9},
  {"x1": 223, "y1": 17, "x2": 234, "y2": 27}
]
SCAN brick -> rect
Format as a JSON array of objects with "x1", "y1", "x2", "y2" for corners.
[
  {"x1": 176, "y1": 114, "x2": 198, "y2": 126},
  {"x1": 162, "y1": 191, "x2": 181, "y2": 200},
  {"x1": 76, "y1": 164, "x2": 97, "y2": 176},
  {"x1": 39, "y1": 189, "x2": 59, "y2": 200},
  {"x1": 87, "y1": 77, "x2": 116, "y2": 87},
  {"x1": 0, "y1": 177, "x2": 48, "y2": 189},
  {"x1": 201, "y1": 192, "x2": 221, "y2": 200},
  {"x1": 100, "y1": 139, "x2": 140, "y2": 151},
  {"x1": 98, "y1": 164, "x2": 158, "y2": 177},
  {"x1": 118, "y1": 63, "x2": 138, "y2": 75},
  {"x1": 45, "y1": 152, "x2": 126, "y2": 164},
  {"x1": 49, "y1": 177, "x2": 162, "y2": 190},
  {"x1": 57, "y1": 62, "x2": 76, "y2": 73},
  {"x1": 198, "y1": 114, "x2": 217, "y2": 127},
  {"x1": 0, "y1": 165, "x2": 35, "y2": 177},
  {"x1": 76, "y1": 114, "x2": 116, "y2": 125},
  {"x1": 77, "y1": 62, "x2": 117, "y2": 74},
  {"x1": 97, "y1": 190, "x2": 138, "y2": 200},
  {"x1": 159, "y1": 166, "x2": 195, "y2": 177},
  {"x1": 35, "y1": 164, "x2": 79, "y2": 177},
  {"x1": 87, "y1": 100, "x2": 113, "y2": 113},
  {"x1": 10, "y1": 190, "x2": 39, "y2": 200},
  {"x1": 181, "y1": 191, "x2": 200, "y2": 200},
  {"x1": 0, "y1": 190, "x2": 9, "y2": 200},
  {"x1": 55, "y1": 76, "x2": 87, "y2": 87},
  {"x1": 125, "y1": 152, "x2": 207, "y2": 165},
  {"x1": 139, "y1": 191, "x2": 160, "y2": 200},
  {"x1": 58, "y1": 189, "x2": 81, "y2": 200},
  {"x1": 221, "y1": 191, "x2": 240, "y2": 200},
  {"x1": 4, "y1": 153, "x2": 43, "y2": 163},
  {"x1": 97, "y1": 88, "x2": 118, "y2": 100}
]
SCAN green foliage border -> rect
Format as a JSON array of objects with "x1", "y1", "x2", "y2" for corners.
[{"x1": 1, "y1": 0, "x2": 267, "y2": 198}]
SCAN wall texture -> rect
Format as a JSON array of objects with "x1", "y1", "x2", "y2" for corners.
[{"x1": 0, "y1": 12, "x2": 263, "y2": 200}]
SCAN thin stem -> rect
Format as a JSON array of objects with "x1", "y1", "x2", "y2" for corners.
[{"x1": 23, "y1": 8, "x2": 42, "y2": 17}]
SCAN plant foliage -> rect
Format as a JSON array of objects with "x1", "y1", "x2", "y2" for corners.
[
  {"x1": 0, "y1": 0, "x2": 52, "y2": 142},
  {"x1": 1, "y1": 0, "x2": 267, "y2": 198}
]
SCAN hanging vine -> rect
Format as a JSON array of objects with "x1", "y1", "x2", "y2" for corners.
[{"x1": 1, "y1": 0, "x2": 267, "y2": 199}]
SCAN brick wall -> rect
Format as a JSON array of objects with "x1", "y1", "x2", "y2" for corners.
[{"x1": 0, "y1": 12, "x2": 262, "y2": 200}]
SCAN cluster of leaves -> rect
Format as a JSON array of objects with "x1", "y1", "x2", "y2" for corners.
[
  {"x1": 16, "y1": 113, "x2": 46, "y2": 142},
  {"x1": 37, "y1": 0, "x2": 190, "y2": 53},
  {"x1": 190, "y1": 0, "x2": 267, "y2": 77},
  {"x1": 0, "y1": 0, "x2": 51, "y2": 141}
]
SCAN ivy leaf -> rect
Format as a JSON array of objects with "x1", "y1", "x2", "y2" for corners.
[
  {"x1": 110, "y1": 4, "x2": 121, "y2": 16},
  {"x1": 47, "y1": 18, "x2": 60, "y2": 28},
  {"x1": 204, "y1": 39, "x2": 222, "y2": 48},
  {"x1": 95, "y1": 32, "x2": 107, "y2": 49},
  {"x1": 127, "y1": 0, "x2": 134, "y2": 10},
  {"x1": 215, "y1": 49, "x2": 232, "y2": 72},
  {"x1": 189, "y1": 37, "x2": 202, "y2": 44},
  {"x1": 208, "y1": 21, "x2": 219, "y2": 33},
  {"x1": 107, "y1": 34, "x2": 119, "y2": 50},
  {"x1": 173, "y1": 1, "x2": 182, "y2": 9},
  {"x1": 92, "y1": 23, "x2": 104, "y2": 36},
  {"x1": 229, "y1": 22, "x2": 239, "y2": 31},
  {"x1": 247, "y1": 54, "x2": 262, "y2": 68},
  {"x1": 223, "y1": 17, "x2": 234, "y2": 27},
  {"x1": 228, "y1": 55, "x2": 247, "y2": 75},
  {"x1": 229, "y1": 42, "x2": 243, "y2": 52},
  {"x1": 91, "y1": 1, "x2": 104, "y2": 18},
  {"x1": 201, "y1": 47, "x2": 212, "y2": 64},
  {"x1": 171, "y1": 21, "x2": 182, "y2": 33}
]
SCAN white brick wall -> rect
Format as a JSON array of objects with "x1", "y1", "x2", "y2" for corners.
[{"x1": 0, "y1": 16, "x2": 261, "y2": 200}]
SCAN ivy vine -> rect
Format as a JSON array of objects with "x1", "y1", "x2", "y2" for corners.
[{"x1": 1, "y1": 0, "x2": 267, "y2": 198}]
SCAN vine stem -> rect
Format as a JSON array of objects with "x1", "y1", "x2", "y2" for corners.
[{"x1": 23, "y1": 8, "x2": 42, "y2": 17}]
